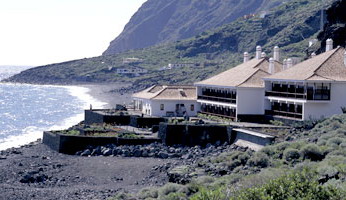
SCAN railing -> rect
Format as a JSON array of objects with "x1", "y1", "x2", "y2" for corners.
[
  {"x1": 307, "y1": 89, "x2": 330, "y2": 100},
  {"x1": 265, "y1": 91, "x2": 306, "y2": 99},
  {"x1": 199, "y1": 111, "x2": 236, "y2": 119},
  {"x1": 265, "y1": 110, "x2": 302, "y2": 120},
  {"x1": 198, "y1": 95, "x2": 236, "y2": 104},
  {"x1": 266, "y1": 89, "x2": 330, "y2": 101}
]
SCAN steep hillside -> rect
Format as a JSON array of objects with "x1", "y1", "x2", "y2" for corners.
[
  {"x1": 103, "y1": 0, "x2": 292, "y2": 55},
  {"x1": 317, "y1": 0, "x2": 346, "y2": 53},
  {"x1": 6, "y1": 0, "x2": 336, "y2": 91}
]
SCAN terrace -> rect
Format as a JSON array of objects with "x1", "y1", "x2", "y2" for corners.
[
  {"x1": 200, "y1": 104, "x2": 236, "y2": 119},
  {"x1": 198, "y1": 88, "x2": 237, "y2": 104},
  {"x1": 265, "y1": 83, "x2": 330, "y2": 101},
  {"x1": 265, "y1": 102, "x2": 303, "y2": 120}
]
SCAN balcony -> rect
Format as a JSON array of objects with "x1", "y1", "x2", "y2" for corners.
[
  {"x1": 265, "y1": 88, "x2": 330, "y2": 101},
  {"x1": 198, "y1": 95, "x2": 236, "y2": 104},
  {"x1": 200, "y1": 104, "x2": 236, "y2": 119},
  {"x1": 265, "y1": 91, "x2": 306, "y2": 99}
]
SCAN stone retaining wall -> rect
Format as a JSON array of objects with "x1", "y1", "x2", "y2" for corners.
[
  {"x1": 158, "y1": 123, "x2": 233, "y2": 146},
  {"x1": 85, "y1": 110, "x2": 166, "y2": 128},
  {"x1": 42, "y1": 131, "x2": 160, "y2": 154},
  {"x1": 232, "y1": 128, "x2": 275, "y2": 151},
  {"x1": 129, "y1": 116, "x2": 166, "y2": 128}
]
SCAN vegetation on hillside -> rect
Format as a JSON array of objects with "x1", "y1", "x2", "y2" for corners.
[
  {"x1": 5, "y1": 0, "x2": 337, "y2": 92},
  {"x1": 103, "y1": 0, "x2": 294, "y2": 55},
  {"x1": 110, "y1": 114, "x2": 346, "y2": 199}
]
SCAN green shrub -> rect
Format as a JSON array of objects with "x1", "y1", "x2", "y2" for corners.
[
  {"x1": 247, "y1": 152, "x2": 270, "y2": 168},
  {"x1": 164, "y1": 192, "x2": 187, "y2": 200},
  {"x1": 158, "y1": 183, "x2": 184, "y2": 197},
  {"x1": 327, "y1": 137, "x2": 344, "y2": 146},
  {"x1": 300, "y1": 144, "x2": 324, "y2": 161},
  {"x1": 138, "y1": 188, "x2": 159, "y2": 199},
  {"x1": 269, "y1": 120, "x2": 284, "y2": 126},
  {"x1": 190, "y1": 187, "x2": 227, "y2": 200},
  {"x1": 229, "y1": 169, "x2": 344, "y2": 200},
  {"x1": 283, "y1": 148, "x2": 301, "y2": 162}
]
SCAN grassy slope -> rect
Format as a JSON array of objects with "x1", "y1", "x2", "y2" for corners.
[
  {"x1": 111, "y1": 114, "x2": 346, "y2": 199},
  {"x1": 6, "y1": 0, "x2": 334, "y2": 91}
]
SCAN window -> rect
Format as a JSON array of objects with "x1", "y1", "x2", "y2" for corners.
[
  {"x1": 190, "y1": 104, "x2": 194, "y2": 111},
  {"x1": 160, "y1": 104, "x2": 164, "y2": 111}
]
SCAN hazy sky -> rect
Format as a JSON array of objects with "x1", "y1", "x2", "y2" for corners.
[{"x1": 0, "y1": 0, "x2": 146, "y2": 66}]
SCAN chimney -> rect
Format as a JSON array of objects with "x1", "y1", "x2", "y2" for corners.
[
  {"x1": 311, "y1": 52, "x2": 316, "y2": 58},
  {"x1": 326, "y1": 38, "x2": 333, "y2": 52},
  {"x1": 269, "y1": 57, "x2": 275, "y2": 74},
  {"x1": 273, "y1": 46, "x2": 280, "y2": 61},
  {"x1": 243, "y1": 52, "x2": 250, "y2": 63},
  {"x1": 256, "y1": 46, "x2": 262, "y2": 59},
  {"x1": 287, "y1": 58, "x2": 293, "y2": 68},
  {"x1": 261, "y1": 52, "x2": 266, "y2": 58},
  {"x1": 283, "y1": 59, "x2": 287, "y2": 70}
]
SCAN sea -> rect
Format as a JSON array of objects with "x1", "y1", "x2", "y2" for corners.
[{"x1": 0, "y1": 66, "x2": 106, "y2": 150}]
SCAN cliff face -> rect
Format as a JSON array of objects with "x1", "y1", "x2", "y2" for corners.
[
  {"x1": 103, "y1": 0, "x2": 288, "y2": 55},
  {"x1": 317, "y1": 0, "x2": 346, "y2": 53}
]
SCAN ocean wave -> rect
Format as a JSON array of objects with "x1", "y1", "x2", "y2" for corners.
[{"x1": 0, "y1": 84, "x2": 107, "y2": 151}]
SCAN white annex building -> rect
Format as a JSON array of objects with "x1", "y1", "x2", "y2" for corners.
[
  {"x1": 264, "y1": 39, "x2": 346, "y2": 121},
  {"x1": 132, "y1": 85, "x2": 199, "y2": 117},
  {"x1": 194, "y1": 46, "x2": 283, "y2": 121}
]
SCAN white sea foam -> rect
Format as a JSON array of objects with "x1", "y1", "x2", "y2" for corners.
[{"x1": 0, "y1": 85, "x2": 108, "y2": 151}]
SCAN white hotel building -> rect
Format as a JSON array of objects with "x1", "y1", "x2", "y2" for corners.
[
  {"x1": 264, "y1": 40, "x2": 346, "y2": 121},
  {"x1": 132, "y1": 39, "x2": 346, "y2": 122},
  {"x1": 194, "y1": 46, "x2": 283, "y2": 121}
]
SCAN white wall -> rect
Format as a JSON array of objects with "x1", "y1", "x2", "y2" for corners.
[
  {"x1": 138, "y1": 99, "x2": 153, "y2": 116},
  {"x1": 151, "y1": 100, "x2": 199, "y2": 117},
  {"x1": 236, "y1": 88, "x2": 265, "y2": 115},
  {"x1": 303, "y1": 82, "x2": 346, "y2": 120}
]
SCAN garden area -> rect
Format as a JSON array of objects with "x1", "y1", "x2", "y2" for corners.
[{"x1": 56, "y1": 123, "x2": 144, "y2": 139}]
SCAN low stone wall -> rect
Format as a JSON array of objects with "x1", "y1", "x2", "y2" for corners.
[
  {"x1": 237, "y1": 115, "x2": 268, "y2": 123},
  {"x1": 42, "y1": 131, "x2": 160, "y2": 154},
  {"x1": 158, "y1": 123, "x2": 233, "y2": 146},
  {"x1": 85, "y1": 110, "x2": 166, "y2": 128},
  {"x1": 84, "y1": 110, "x2": 131, "y2": 125},
  {"x1": 232, "y1": 128, "x2": 275, "y2": 151},
  {"x1": 130, "y1": 116, "x2": 166, "y2": 128}
]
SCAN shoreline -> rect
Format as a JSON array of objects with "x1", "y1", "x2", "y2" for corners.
[
  {"x1": 0, "y1": 83, "x2": 118, "y2": 151},
  {"x1": 0, "y1": 83, "x2": 176, "y2": 199},
  {"x1": 82, "y1": 83, "x2": 132, "y2": 109}
]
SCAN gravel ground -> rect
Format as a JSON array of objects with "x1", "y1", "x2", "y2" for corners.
[{"x1": 0, "y1": 141, "x2": 177, "y2": 200}]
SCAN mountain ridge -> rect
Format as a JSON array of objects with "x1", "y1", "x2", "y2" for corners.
[
  {"x1": 103, "y1": 0, "x2": 292, "y2": 55},
  {"x1": 5, "y1": 0, "x2": 338, "y2": 92}
]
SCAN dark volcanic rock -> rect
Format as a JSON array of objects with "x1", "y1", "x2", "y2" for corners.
[{"x1": 81, "y1": 149, "x2": 91, "y2": 156}]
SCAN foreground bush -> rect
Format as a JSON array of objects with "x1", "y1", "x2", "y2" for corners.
[
  {"x1": 191, "y1": 169, "x2": 344, "y2": 200},
  {"x1": 300, "y1": 144, "x2": 324, "y2": 161},
  {"x1": 230, "y1": 169, "x2": 343, "y2": 200}
]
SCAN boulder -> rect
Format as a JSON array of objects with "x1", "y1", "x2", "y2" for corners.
[
  {"x1": 133, "y1": 149, "x2": 142, "y2": 157},
  {"x1": 80, "y1": 149, "x2": 91, "y2": 156},
  {"x1": 159, "y1": 152, "x2": 169, "y2": 159},
  {"x1": 103, "y1": 149, "x2": 112, "y2": 156}
]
